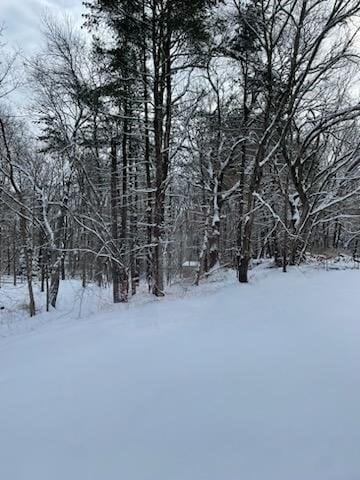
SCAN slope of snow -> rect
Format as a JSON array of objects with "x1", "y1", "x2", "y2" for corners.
[
  {"x1": 0, "y1": 269, "x2": 236, "y2": 338},
  {"x1": 1, "y1": 268, "x2": 360, "y2": 480}
]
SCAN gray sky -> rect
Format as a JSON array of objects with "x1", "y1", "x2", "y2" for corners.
[
  {"x1": 1, "y1": 0, "x2": 85, "y2": 110},
  {"x1": 1, "y1": 0, "x2": 85, "y2": 55}
]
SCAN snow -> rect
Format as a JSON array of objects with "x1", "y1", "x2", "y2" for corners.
[
  {"x1": 1, "y1": 267, "x2": 360, "y2": 479},
  {"x1": 289, "y1": 192, "x2": 301, "y2": 227},
  {"x1": 0, "y1": 279, "x2": 116, "y2": 338},
  {"x1": 182, "y1": 260, "x2": 200, "y2": 267}
]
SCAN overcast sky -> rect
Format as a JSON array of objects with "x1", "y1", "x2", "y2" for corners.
[{"x1": 1, "y1": 0, "x2": 85, "y2": 55}]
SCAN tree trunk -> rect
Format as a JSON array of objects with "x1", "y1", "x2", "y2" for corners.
[
  {"x1": 110, "y1": 137, "x2": 128, "y2": 303},
  {"x1": 283, "y1": 170, "x2": 289, "y2": 273},
  {"x1": 238, "y1": 217, "x2": 252, "y2": 283},
  {"x1": 19, "y1": 214, "x2": 36, "y2": 316},
  {"x1": 151, "y1": 9, "x2": 172, "y2": 297},
  {"x1": 142, "y1": 4, "x2": 153, "y2": 291}
]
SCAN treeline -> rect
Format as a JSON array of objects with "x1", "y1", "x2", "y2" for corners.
[{"x1": 1, "y1": 0, "x2": 360, "y2": 316}]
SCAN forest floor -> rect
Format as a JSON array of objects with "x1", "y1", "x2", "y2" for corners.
[{"x1": 1, "y1": 265, "x2": 360, "y2": 479}]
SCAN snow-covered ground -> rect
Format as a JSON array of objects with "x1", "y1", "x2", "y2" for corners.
[{"x1": 1, "y1": 267, "x2": 360, "y2": 479}]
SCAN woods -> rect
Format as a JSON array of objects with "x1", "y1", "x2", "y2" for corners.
[{"x1": 1, "y1": 0, "x2": 360, "y2": 315}]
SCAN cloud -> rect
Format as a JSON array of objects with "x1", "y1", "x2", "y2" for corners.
[
  {"x1": 0, "y1": 0, "x2": 86, "y2": 109},
  {"x1": 0, "y1": 0, "x2": 85, "y2": 55}
]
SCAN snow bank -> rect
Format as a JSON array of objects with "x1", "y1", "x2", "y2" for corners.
[{"x1": 0, "y1": 268, "x2": 235, "y2": 338}]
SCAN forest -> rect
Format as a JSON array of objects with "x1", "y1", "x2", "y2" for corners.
[
  {"x1": 3, "y1": 2, "x2": 360, "y2": 479},
  {"x1": 1, "y1": 0, "x2": 360, "y2": 316}
]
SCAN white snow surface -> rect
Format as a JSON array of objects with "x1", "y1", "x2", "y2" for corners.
[{"x1": 1, "y1": 267, "x2": 360, "y2": 479}]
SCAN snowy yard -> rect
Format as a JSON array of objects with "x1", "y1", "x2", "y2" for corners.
[{"x1": 1, "y1": 267, "x2": 360, "y2": 480}]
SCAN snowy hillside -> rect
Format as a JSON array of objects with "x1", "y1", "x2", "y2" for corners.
[{"x1": 1, "y1": 268, "x2": 360, "y2": 480}]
